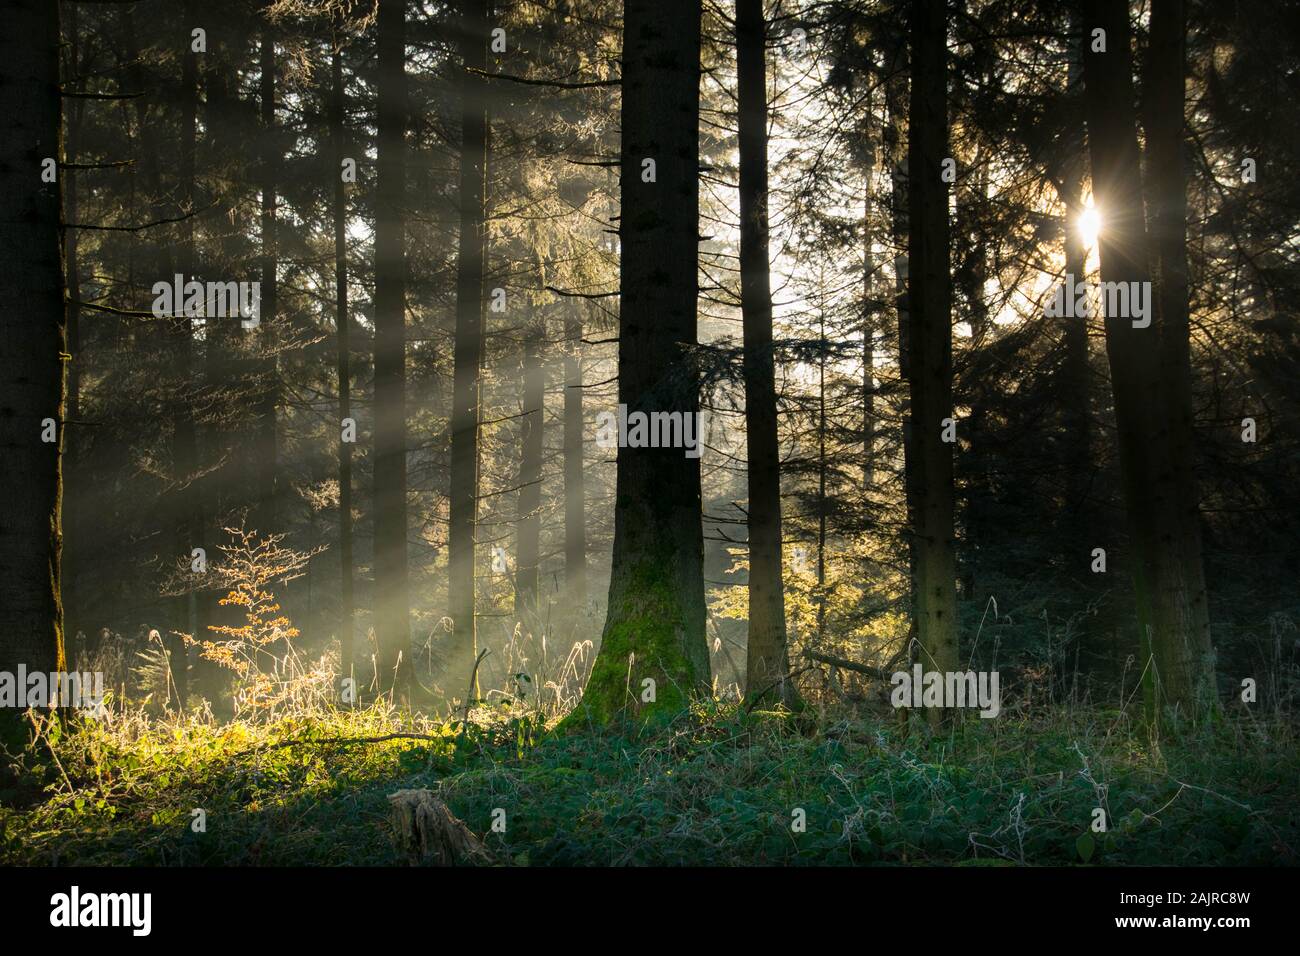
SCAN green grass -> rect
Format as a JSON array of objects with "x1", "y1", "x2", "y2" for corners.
[{"x1": 1, "y1": 700, "x2": 1296, "y2": 866}]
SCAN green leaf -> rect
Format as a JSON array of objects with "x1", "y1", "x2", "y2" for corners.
[{"x1": 1076, "y1": 832, "x2": 1095, "y2": 863}]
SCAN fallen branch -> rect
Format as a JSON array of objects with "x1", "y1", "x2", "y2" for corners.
[{"x1": 803, "y1": 646, "x2": 908, "y2": 682}]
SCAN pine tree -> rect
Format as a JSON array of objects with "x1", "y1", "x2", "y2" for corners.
[
  {"x1": 373, "y1": 0, "x2": 412, "y2": 695},
  {"x1": 0, "y1": 0, "x2": 68, "y2": 689},
  {"x1": 572, "y1": 0, "x2": 710, "y2": 724},
  {"x1": 905, "y1": 0, "x2": 958, "y2": 714}
]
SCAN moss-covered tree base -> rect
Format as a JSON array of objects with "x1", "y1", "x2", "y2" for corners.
[{"x1": 560, "y1": 560, "x2": 709, "y2": 732}]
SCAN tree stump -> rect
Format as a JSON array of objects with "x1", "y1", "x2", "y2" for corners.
[{"x1": 388, "y1": 789, "x2": 495, "y2": 866}]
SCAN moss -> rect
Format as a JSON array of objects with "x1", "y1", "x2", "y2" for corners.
[{"x1": 559, "y1": 556, "x2": 708, "y2": 732}]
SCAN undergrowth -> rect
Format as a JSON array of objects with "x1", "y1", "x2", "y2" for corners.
[{"x1": 1, "y1": 697, "x2": 1295, "y2": 866}]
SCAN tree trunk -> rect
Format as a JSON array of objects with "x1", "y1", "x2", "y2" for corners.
[
  {"x1": 570, "y1": 0, "x2": 709, "y2": 725},
  {"x1": 737, "y1": 0, "x2": 794, "y2": 708},
  {"x1": 196, "y1": 22, "x2": 249, "y2": 708},
  {"x1": 1143, "y1": 0, "x2": 1215, "y2": 712},
  {"x1": 131, "y1": 13, "x2": 186, "y2": 706},
  {"x1": 862, "y1": 91, "x2": 879, "y2": 490},
  {"x1": 448, "y1": 0, "x2": 490, "y2": 688},
  {"x1": 257, "y1": 26, "x2": 278, "y2": 538},
  {"x1": 62, "y1": 4, "x2": 85, "y2": 658},
  {"x1": 331, "y1": 25, "x2": 355, "y2": 688},
  {"x1": 563, "y1": 310, "x2": 587, "y2": 604},
  {"x1": 1082, "y1": 0, "x2": 1216, "y2": 719},
  {"x1": 170, "y1": 7, "x2": 202, "y2": 708},
  {"x1": 906, "y1": 0, "x2": 958, "y2": 717},
  {"x1": 956, "y1": 155, "x2": 989, "y2": 601},
  {"x1": 0, "y1": 0, "x2": 67, "y2": 686},
  {"x1": 1060, "y1": 11, "x2": 1093, "y2": 578},
  {"x1": 885, "y1": 36, "x2": 918, "y2": 663},
  {"x1": 373, "y1": 0, "x2": 411, "y2": 695},
  {"x1": 816, "y1": 307, "x2": 828, "y2": 649},
  {"x1": 203, "y1": 28, "x2": 242, "y2": 544},
  {"x1": 514, "y1": 321, "x2": 544, "y2": 615}
]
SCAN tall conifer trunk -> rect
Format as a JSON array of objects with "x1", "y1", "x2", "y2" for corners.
[
  {"x1": 0, "y1": 0, "x2": 67, "y2": 691},
  {"x1": 563, "y1": 310, "x2": 587, "y2": 604},
  {"x1": 1082, "y1": 0, "x2": 1216, "y2": 719},
  {"x1": 257, "y1": 27, "x2": 278, "y2": 538},
  {"x1": 171, "y1": 7, "x2": 202, "y2": 707},
  {"x1": 572, "y1": 0, "x2": 709, "y2": 725},
  {"x1": 862, "y1": 90, "x2": 880, "y2": 490},
  {"x1": 885, "y1": 32, "x2": 918, "y2": 662},
  {"x1": 906, "y1": 0, "x2": 958, "y2": 717},
  {"x1": 373, "y1": 0, "x2": 411, "y2": 695},
  {"x1": 63, "y1": 4, "x2": 85, "y2": 657},
  {"x1": 515, "y1": 320, "x2": 544, "y2": 615},
  {"x1": 737, "y1": 0, "x2": 794, "y2": 707},
  {"x1": 331, "y1": 24, "x2": 355, "y2": 686},
  {"x1": 448, "y1": 0, "x2": 490, "y2": 687},
  {"x1": 1061, "y1": 11, "x2": 1093, "y2": 578},
  {"x1": 1143, "y1": 0, "x2": 1215, "y2": 712}
]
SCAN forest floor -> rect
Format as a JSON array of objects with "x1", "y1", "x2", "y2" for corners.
[{"x1": 1, "y1": 699, "x2": 1296, "y2": 866}]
